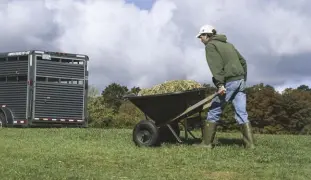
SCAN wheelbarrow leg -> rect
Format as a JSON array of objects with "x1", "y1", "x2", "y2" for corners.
[
  {"x1": 187, "y1": 129, "x2": 199, "y2": 139},
  {"x1": 167, "y1": 124, "x2": 182, "y2": 143},
  {"x1": 181, "y1": 119, "x2": 200, "y2": 140},
  {"x1": 184, "y1": 119, "x2": 188, "y2": 140}
]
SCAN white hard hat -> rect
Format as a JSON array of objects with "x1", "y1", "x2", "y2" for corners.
[{"x1": 196, "y1": 24, "x2": 215, "y2": 38}]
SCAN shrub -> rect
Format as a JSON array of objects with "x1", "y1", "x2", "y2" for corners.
[
  {"x1": 87, "y1": 96, "x2": 115, "y2": 128},
  {"x1": 111, "y1": 100, "x2": 145, "y2": 128}
]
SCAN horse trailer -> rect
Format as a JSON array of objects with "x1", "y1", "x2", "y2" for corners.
[{"x1": 0, "y1": 50, "x2": 89, "y2": 128}]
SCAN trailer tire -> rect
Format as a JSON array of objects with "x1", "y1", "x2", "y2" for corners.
[
  {"x1": 0, "y1": 107, "x2": 14, "y2": 127},
  {"x1": 0, "y1": 111, "x2": 7, "y2": 127},
  {"x1": 133, "y1": 120, "x2": 159, "y2": 147}
]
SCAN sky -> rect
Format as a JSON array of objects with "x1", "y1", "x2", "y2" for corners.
[{"x1": 0, "y1": 0, "x2": 310, "y2": 93}]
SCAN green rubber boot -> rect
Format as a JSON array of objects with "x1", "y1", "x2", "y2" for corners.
[
  {"x1": 240, "y1": 122, "x2": 255, "y2": 149},
  {"x1": 193, "y1": 121, "x2": 217, "y2": 149}
]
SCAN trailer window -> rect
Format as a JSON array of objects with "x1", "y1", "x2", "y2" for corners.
[
  {"x1": 7, "y1": 76, "x2": 16, "y2": 81},
  {"x1": 73, "y1": 60, "x2": 84, "y2": 65},
  {"x1": 18, "y1": 56, "x2": 28, "y2": 61},
  {"x1": 36, "y1": 77, "x2": 47, "y2": 82},
  {"x1": 0, "y1": 55, "x2": 28, "y2": 61},
  {"x1": 36, "y1": 55, "x2": 84, "y2": 64},
  {"x1": 36, "y1": 77, "x2": 84, "y2": 85},
  {"x1": 51, "y1": 58, "x2": 60, "y2": 62},
  {"x1": 7, "y1": 56, "x2": 18, "y2": 61},
  {"x1": 62, "y1": 58, "x2": 84, "y2": 64},
  {"x1": 17, "y1": 75, "x2": 28, "y2": 81},
  {"x1": 71, "y1": 80, "x2": 83, "y2": 85},
  {"x1": 48, "y1": 77, "x2": 59, "y2": 83},
  {"x1": 60, "y1": 79, "x2": 72, "y2": 84},
  {"x1": 36, "y1": 77, "x2": 59, "y2": 83},
  {"x1": 3, "y1": 75, "x2": 28, "y2": 82},
  {"x1": 61, "y1": 58, "x2": 72, "y2": 63},
  {"x1": 60, "y1": 79, "x2": 84, "y2": 85}
]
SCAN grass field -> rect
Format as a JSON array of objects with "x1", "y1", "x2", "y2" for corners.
[{"x1": 0, "y1": 128, "x2": 310, "y2": 180}]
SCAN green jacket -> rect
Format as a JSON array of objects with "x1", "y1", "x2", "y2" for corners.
[{"x1": 204, "y1": 34, "x2": 247, "y2": 86}]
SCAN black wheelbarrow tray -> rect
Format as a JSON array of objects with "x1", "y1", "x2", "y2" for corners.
[{"x1": 123, "y1": 88, "x2": 218, "y2": 147}]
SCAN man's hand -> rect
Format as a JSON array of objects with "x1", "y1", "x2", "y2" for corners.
[{"x1": 217, "y1": 85, "x2": 226, "y2": 95}]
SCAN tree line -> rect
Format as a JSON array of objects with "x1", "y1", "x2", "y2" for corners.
[{"x1": 87, "y1": 82, "x2": 311, "y2": 135}]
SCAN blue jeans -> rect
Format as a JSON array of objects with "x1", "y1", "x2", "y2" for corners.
[{"x1": 207, "y1": 79, "x2": 249, "y2": 125}]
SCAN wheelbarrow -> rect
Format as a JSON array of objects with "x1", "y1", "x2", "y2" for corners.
[{"x1": 123, "y1": 88, "x2": 218, "y2": 147}]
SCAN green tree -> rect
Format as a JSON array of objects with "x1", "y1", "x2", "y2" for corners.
[
  {"x1": 297, "y1": 85, "x2": 311, "y2": 91},
  {"x1": 101, "y1": 83, "x2": 129, "y2": 113},
  {"x1": 130, "y1": 86, "x2": 141, "y2": 95},
  {"x1": 277, "y1": 87, "x2": 311, "y2": 134},
  {"x1": 112, "y1": 100, "x2": 145, "y2": 128},
  {"x1": 87, "y1": 96, "x2": 115, "y2": 128},
  {"x1": 245, "y1": 83, "x2": 284, "y2": 134}
]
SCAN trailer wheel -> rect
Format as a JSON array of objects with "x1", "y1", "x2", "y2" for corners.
[
  {"x1": 0, "y1": 111, "x2": 7, "y2": 128},
  {"x1": 133, "y1": 120, "x2": 159, "y2": 147}
]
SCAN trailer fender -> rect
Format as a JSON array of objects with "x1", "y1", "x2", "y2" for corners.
[{"x1": 0, "y1": 107, "x2": 14, "y2": 127}]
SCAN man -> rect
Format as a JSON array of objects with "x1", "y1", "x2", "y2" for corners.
[{"x1": 195, "y1": 24, "x2": 255, "y2": 149}]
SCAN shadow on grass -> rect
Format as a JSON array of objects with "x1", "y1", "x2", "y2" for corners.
[
  {"x1": 161, "y1": 137, "x2": 244, "y2": 147},
  {"x1": 215, "y1": 138, "x2": 244, "y2": 147}
]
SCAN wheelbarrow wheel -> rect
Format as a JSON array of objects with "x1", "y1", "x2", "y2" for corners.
[{"x1": 133, "y1": 120, "x2": 159, "y2": 147}]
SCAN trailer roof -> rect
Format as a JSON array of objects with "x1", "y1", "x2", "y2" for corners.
[{"x1": 0, "y1": 50, "x2": 89, "y2": 60}]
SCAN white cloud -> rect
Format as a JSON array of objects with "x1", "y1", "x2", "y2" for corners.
[
  {"x1": 275, "y1": 79, "x2": 311, "y2": 93},
  {"x1": 0, "y1": 0, "x2": 310, "y2": 92},
  {"x1": 0, "y1": 0, "x2": 59, "y2": 51}
]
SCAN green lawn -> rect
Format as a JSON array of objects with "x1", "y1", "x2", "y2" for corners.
[{"x1": 0, "y1": 128, "x2": 310, "y2": 180}]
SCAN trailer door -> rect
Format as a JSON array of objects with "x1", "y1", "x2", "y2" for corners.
[{"x1": 32, "y1": 52, "x2": 87, "y2": 123}]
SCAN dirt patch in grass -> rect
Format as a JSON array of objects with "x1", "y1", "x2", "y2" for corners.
[{"x1": 206, "y1": 171, "x2": 240, "y2": 180}]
